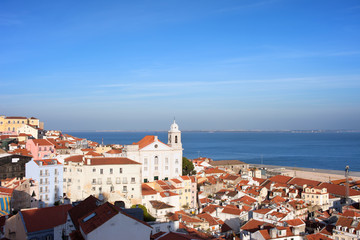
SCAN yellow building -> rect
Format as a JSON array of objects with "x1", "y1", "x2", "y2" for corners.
[
  {"x1": 301, "y1": 185, "x2": 329, "y2": 210},
  {"x1": 0, "y1": 116, "x2": 44, "y2": 133}
]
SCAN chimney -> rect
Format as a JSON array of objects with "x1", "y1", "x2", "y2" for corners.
[
  {"x1": 270, "y1": 228, "x2": 277, "y2": 239},
  {"x1": 154, "y1": 136, "x2": 158, "y2": 141}
]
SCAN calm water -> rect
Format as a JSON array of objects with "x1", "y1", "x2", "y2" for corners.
[{"x1": 65, "y1": 131, "x2": 360, "y2": 172}]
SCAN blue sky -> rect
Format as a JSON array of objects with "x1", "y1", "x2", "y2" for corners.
[{"x1": 1, "y1": 0, "x2": 360, "y2": 131}]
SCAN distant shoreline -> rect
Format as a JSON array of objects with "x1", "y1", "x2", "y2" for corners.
[
  {"x1": 250, "y1": 163, "x2": 360, "y2": 178},
  {"x1": 63, "y1": 130, "x2": 360, "y2": 133}
]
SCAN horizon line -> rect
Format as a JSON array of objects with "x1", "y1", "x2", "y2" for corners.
[{"x1": 61, "y1": 129, "x2": 360, "y2": 133}]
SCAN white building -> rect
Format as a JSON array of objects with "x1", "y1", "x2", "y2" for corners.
[
  {"x1": 25, "y1": 159, "x2": 63, "y2": 207},
  {"x1": 124, "y1": 120, "x2": 183, "y2": 183},
  {"x1": 63, "y1": 156, "x2": 142, "y2": 207}
]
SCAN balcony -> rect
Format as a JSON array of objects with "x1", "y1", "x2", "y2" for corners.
[{"x1": 106, "y1": 181, "x2": 112, "y2": 185}]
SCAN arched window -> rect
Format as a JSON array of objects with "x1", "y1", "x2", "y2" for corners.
[
  {"x1": 175, "y1": 136, "x2": 178, "y2": 143},
  {"x1": 154, "y1": 156, "x2": 159, "y2": 165}
]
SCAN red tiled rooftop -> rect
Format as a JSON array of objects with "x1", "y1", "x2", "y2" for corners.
[
  {"x1": 79, "y1": 202, "x2": 118, "y2": 234},
  {"x1": 306, "y1": 233, "x2": 333, "y2": 240},
  {"x1": 142, "y1": 184, "x2": 157, "y2": 195},
  {"x1": 241, "y1": 219, "x2": 275, "y2": 233},
  {"x1": 106, "y1": 149, "x2": 122, "y2": 154},
  {"x1": 68, "y1": 195, "x2": 100, "y2": 229},
  {"x1": 133, "y1": 135, "x2": 167, "y2": 149},
  {"x1": 31, "y1": 139, "x2": 54, "y2": 146},
  {"x1": 252, "y1": 208, "x2": 272, "y2": 214},
  {"x1": 171, "y1": 178, "x2": 182, "y2": 184},
  {"x1": 268, "y1": 175, "x2": 292, "y2": 184},
  {"x1": 288, "y1": 177, "x2": 321, "y2": 187},
  {"x1": 319, "y1": 182, "x2": 360, "y2": 197},
  {"x1": 284, "y1": 218, "x2": 305, "y2": 226},
  {"x1": 160, "y1": 191, "x2": 179, "y2": 198},
  {"x1": 21, "y1": 204, "x2": 72, "y2": 233},
  {"x1": 86, "y1": 157, "x2": 140, "y2": 165},
  {"x1": 64, "y1": 155, "x2": 83, "y2": 163},
  {"x1": 202, "y1": 204, "x2": 221, "y2": 214},
  {"x1": 34, "y1": 159, "x2": 61, "y2": 166},
  {"x1": 221, "y1": 205, "x2": 242, "y2": 215}
]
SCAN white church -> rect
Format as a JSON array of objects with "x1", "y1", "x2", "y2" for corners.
[{"x1": 124, "y1": 120, "x2": 183, "y2": 182}]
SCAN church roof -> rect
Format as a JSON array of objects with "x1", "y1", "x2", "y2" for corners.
[{"x1": 132, "y1": 135, "x2": 167, "y2": 150}]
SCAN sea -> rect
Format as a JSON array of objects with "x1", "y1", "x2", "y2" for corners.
[{"x1": 64, "y1": 131, "x2": 360, "y2": 172}]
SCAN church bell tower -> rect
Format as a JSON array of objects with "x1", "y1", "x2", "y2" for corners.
[{"x1": 168, "y1": 120, "x2": 182, "y2": 149}]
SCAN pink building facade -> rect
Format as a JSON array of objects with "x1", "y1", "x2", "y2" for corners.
[{"x1": 26, "y1": 139, "x2": 55, "y2": 160}]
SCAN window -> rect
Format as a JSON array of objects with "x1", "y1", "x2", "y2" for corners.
[
  {"x1": 123, "y1": 177, "x2": 127, "y2": 184},
  {"x1": 110, "y1": 186, "x2": 114, "y2": 192},
  {"x1": 64, "y1": 178, "x2": 66, "y2": 182},
  {"x1": 175, "y1": 168, "x2": 178, "y2": 173},
  {"x1": 92, "y1": 187, "x2": 95, "y2": 191},
  {"x1": 98, "y1": 178, "x2": 102, "y2": 184},
  {"x1": 144, "y1": 158, "x2": 148, "y2": 165},
  {"x1": 55, "y1": 169, "x2": 58, "y2": 175},
  {"x1": 93, "y1": 168, "x2": 96, "y2": 172},
  {"x1": 154, "y1": 156, "x2": 159, "y2": 165},
  {"x1": 131, "y1": 177, "x2": 135, "y2": 183},
  {"x1": 116, "y1": 177, "x2": 121, "y2": 184},
  {"x1": 144, "y1": 167, "x2": 148, "y2": 171},
  {"x1": 119, "y1": 168, "x2": 123, "y2": 173},
  {"x1": 40, "y1": 187, "x2": 43, "y2": 193},
  {"x1": 63, "y1": 168, "x2": 67, "y2": 172},
  {"x1": 155, "y1": 166, "x2": 158, "y2": 171},
  {"x1": 39, "y1": 147, "x2": 42, "y2": 151},
  {"x1": 175, "y1": 136, "x2": 178, "y2": 143},
  {"x1": 110, "y1": 168, "x2": 113, "y2": 174},
  {"x1": 123, "y1": 186, "x2": 127, "y2": 192},
  {"x1": 92, "y1": 179, "x2": 96, "y2": 184},
  {"x1": 165, "y1": 158, "x2": 169, "y2": 164},
  {"x1": 107, "y1": 177, "x2": 111, "y2": 184},
  {"x1": 175, "y1": 159, "x2": 179, "y2": 164},
  {"x1": 144, "y1": 178, "x2": 148, "y2": 183},
  {"x1": 100, "y1": 169, "x2": 103, "y2": 174}
]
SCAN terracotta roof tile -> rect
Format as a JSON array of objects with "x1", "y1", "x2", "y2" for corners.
[
  {"x1": 149, "y1": 200, "x2": 174, "y2": 210},
  {"x1": 268, "y1": 175, "x2": 292, "y2": 184},
  {"x1": 21, "y1": 204, "x2": 72, "y2": 233},
  {"x1": 68, "y1": 195, "x2": 100, "y2": 230},
  {"x1": 79, "y1": 202, "x2": 118, "y2": 234},
  {"x1": 86, "y1": 157, "x2": 140, "y2": 165},
  {"x1": 142, "y1": 184, "x2": 157, "y2": 195},
  {"x1": 65, "y1": 155, "x2": 83, "y2": 163},
  {"x1": 241, "y1": 219, "x2": 275, "y2": 233},
  {"x1": 30, "y1": 139, "x2": 54, "y2": 146}
]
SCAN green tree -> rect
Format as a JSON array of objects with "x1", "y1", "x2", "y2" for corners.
[
  {"x1": 182, "y1": 157, "x2": 195, "y2": 175},
  {"x1": 131, "y1": 204, "x2": 156, "y2": 222}
]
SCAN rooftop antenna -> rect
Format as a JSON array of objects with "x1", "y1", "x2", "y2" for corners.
[
  {"x1": 345, "y1": 165, "x2": 350, "y2": 205},
  {"x1": 102, "y1": 138, "x2": 104, "y2": 146}
]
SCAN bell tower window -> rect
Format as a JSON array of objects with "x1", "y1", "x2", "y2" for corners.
[{"x1": 175, "y1": 136, "x2": 178, "y2": 143}]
